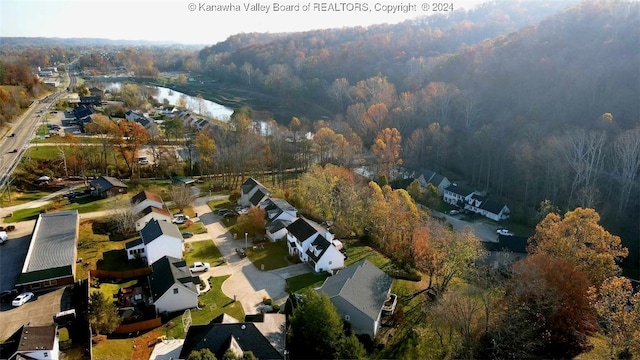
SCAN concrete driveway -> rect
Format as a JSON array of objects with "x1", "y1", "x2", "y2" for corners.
[
  {"x1": 192, "y1": 198, "x2": 310, "y2": 314},
  {"x1": 434, "y1": 211, "x2": 500, "y2": 243}
]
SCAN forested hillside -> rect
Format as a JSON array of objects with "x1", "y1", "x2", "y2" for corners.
[{"x1": 195, "y1": 0, "x2": 639, "y2": 272}]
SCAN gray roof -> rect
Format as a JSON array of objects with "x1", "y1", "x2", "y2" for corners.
[
  {"x1": 286, "y1": 218, "x2": 319, "y2": 242},
  {"x1": 241, "y1": 177, "x2": 268, "y2": 196},
  {"x1": 444, "y1": 184, "x2": 473, "y2": 197},
  {"x1": 317, "y1": 259, "x2": 393, "y2": 322},
  {"x1": 23, "y1": 210, "x2": 78, "y2": 273},
  {"x1": 150, "y1": 256, "x2": 199, "y2": 301},
  {"x1": 249, "y1": 188, "x2": 268, "y2": 206},
  {"x1": 306, "y1": 235, "x2": 331, "y2": 263},
  {"x1": 266, "y1": 219, "x2": 291, "y2": 233},
  {"x1": 90, "y1": 176, "x2": 127, "y2": 192},
  {"x1": 140, "y1": 219, "x2": 183, "y2": 245}
]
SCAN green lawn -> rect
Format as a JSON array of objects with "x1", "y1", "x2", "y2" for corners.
[
  {"x1": 344, "y1": 241, "x2": 391, "y2": 269},
  {"x1": 165, "y1": 275, "x2": 244, "y2": 339},
  {"x1": 6, "y1": 195, "x2": 125, "y2": 222},
  {"x1": 246, "y1": 240, "x2": 290, "y2": 271},
  {"x1": 93, "y1": 280, "x2": 138, "y2": 300},
  {"x1": 285, "y1": 272, "x2": 329, "y2": 293},
  {"x1": 0, "y1": 189, "x2": 52, "y2": 206},
  {"x1": 179, "y1": 221, "x2": 207, "y2": 234},
  {"x1": 92, "y1": 338, "x2": 134, "y2": 360},
  {"x1": 185, "y1": 240, "x2": 225, "y2": 267},
  {"x1": 76, "y1": 219, "x2": 137, "y2": 280}
]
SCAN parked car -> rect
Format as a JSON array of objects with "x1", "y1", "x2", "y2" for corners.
[
  {"x1": 235, "y1": 248, "x2": 246, "y2": 258},
  {"x1": 172, "y1": 214, "x2": 190, "y2": 224},
  {"x1": 496, "y1": 228, "x2": 514, "y2": 236},
  {"x1": 0, "y1": 231, "x2": 7, "y2": 245},
  {"x1": 449, "y1": 209, "x2": 460, "y2": 215},
  {"x1": 12, "y1": 292, "x2": 34, "y2": 307},
  {"x1": 181, "y1": 231, "x2": 194, "y2": 238},
  {"x1": 216, "y1": 208, "x2": 231, "y2": 215},
  {"x1": 189, "y1": 261, "x2": 211, "y2": 272},
  {"x1": 9, "y1": 133, "x2": 15, "y2": 137},
  {"x1": 10, "y1": 148, "x2": 17, "y2": 153}
]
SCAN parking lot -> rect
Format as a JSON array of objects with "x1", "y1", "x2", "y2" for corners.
[
  {"x1": 0, "y1": 287, "x2": 67, "y2": 341},
  {"x1": 0, "y1": 222, "x2": 34, "y2": 293}
]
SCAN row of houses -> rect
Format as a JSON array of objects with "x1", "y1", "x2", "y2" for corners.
[
  {"x1": 239, "y1": 178, "x2": 346, "y2": 274},
  {"x1": 417, "y1": 169, "x2": 511, "y2": 222}
]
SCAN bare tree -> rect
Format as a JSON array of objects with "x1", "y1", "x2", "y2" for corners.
[
  {"x1": 612, "y1": 126, "x2": 640, "y2": 215},
  {"x1": 170, "y1": 186, "x2": 196, "y2": 213},
  {"x1": 560, "y1": 130, "x2": 607, "y2": 208},
  {"x1": 109, "y1": 199, "x2": 135, "y2": 235}
]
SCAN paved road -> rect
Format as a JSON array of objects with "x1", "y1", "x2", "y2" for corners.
[{"x1": 433, "y1": 211, "x2": 500, "y2": 243}]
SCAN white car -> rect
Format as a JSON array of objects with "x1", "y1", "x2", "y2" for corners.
[
  {"x1": 172, "y1": 214, "x2": 190, "y2": 224},
  {"x1": 189, "y1": 262, "x2": 210, "y2": 273},
  {"x1": 496, "y1": 228, "x2": 514, "y2": 236},
  {"x1": 12, "y1": 292, "x2": 34, "y2": 307}
]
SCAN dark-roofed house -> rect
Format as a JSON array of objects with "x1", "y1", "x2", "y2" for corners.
[
  {"x1": 125, "y1": 219, "x2": 184, "y2": 265},
  {"x1": 482, "y1": 235, "x2": 528, "y2": 269},
  {"x1": 464, "y1": 193, "x2": 510, "y2": 221},
  {"x1": 305, "y1": 234, "x2": 344, "y2": 273},
  {"x1": 124, "y1": 110, "x2": 158, "y2": 134},
  {"x1": 130, "y1": 191, "x2": 173, "y2": 231},
  {"x1": 316, "y1": 259, "x2": 394, "y2": 339},
  {"x1": 79, "y1": 95, "x2": 102, "y2": 106},
  {"x1": 443, "y1": 184, "x2": 474, "y2": 207},
  {"x1": 149, "y1": 256, "x2": 200, "y2": 315},
  {"x1": 418, "y1": 169, "x2": 451, "y2": 194},
  {"x1": 261, "y1": 198, "x2": 297, "y2": 223},
  {"x1": 179, "y1": 318, "x2": 284, "y2": 360},
  {"x1": 0, "y1": 324, "x2": 59, "y2": 360},
  {"x1": 265, "y1": 219, "x2": 292, "y2": 242},
  {"x1": 15, "y1": 211, "x2": 78, "y2": 292},
  {"x1": 239, "y1": 178, "x2": 269, "y2": 207},
  {"x1": 89, "y1": 86, "x2": 104, "y2": 98},
  {"x1": 286, "y1": 218, "x2": 344, "y2": 274},
  {"x1": 90, "y1": 176, "x2": 128, "y2": 198}
]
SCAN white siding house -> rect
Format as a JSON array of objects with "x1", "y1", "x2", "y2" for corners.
[
  {"x1": 125, "y1": 219, "x2": 184, "y2": 265},
  {"x1": 149, "y1": 256, "x2": 200, "y2": 315}
]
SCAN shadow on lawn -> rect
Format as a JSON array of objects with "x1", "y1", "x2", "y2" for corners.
[{"x1": 97, "y1": 249, "x2": 147, "y2": 271}]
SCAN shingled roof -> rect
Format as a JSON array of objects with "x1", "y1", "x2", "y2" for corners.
[
  {"x1": 286, "y1": 218, "x2": 320, "y2": 242},
  {"x1": 140, "y1": 219, "x2": 183, "y2": 245},
  {"x1": 130, "y1": 190, "x2": 163, "y2": 206},
  {"x1": 317, "y1": 259, "x2": 393, "y2": 322},
  {"x1": 149, "y1": 256, "x2": 199, "y2": 302}
]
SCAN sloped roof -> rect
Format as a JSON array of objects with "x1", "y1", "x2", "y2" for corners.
[
  {"x1": 0, "y1": 325, "x2": 57, "y2": 358},
  {"x1": 266, "y1": 219, "x2": 291, "y2": 233},
  {"x1": 139, "y1": 204, "x2": 172, "y2": 218},
  {"x1": 140, "y1": 219, "x2": 183, "y2": 245},
  {"x1": 480, "y1": 199, "x2": 508, "y2": 215},
  {"x1": 249, "y1": 188, "x2": 268, "y2": 206},
  {"x1": 483, "y1": 235, "x2": 528, "y2": 254},
  {"x1": 125, "y1": 237, "x2": 144, "y2": 249},
  {"x1": 149, "y1": 256, "x2": 199, "y2": 301},
  {"x1": 130, "y1": 190, "x2": 163, "y2": 206},
  {"x1": 19, "y1": 211, "x2": 78, "y2": 277},
  {"x1": 317, "y1": 259, "x2": 393, "y2": 322},
  {"x1": 430, "y1": 173, "x2": 448, "y2": 187},
  {"x1": 90, "y1": 176, "x2": 128, "y2": 192},
  {"x1": 444, "y1": 184, "x2": 473, "y2": 197},
  {"x1": 179, "y1": 323, "x2": 282, "y2": 360},
  {"x1": 241, "y1": 177, "x2": 267, "y2": 195},
  {"x1": 286, "y1": 218, "x2": 319, "y2": 242},
  {"x1": 306, "y1": 234, "x2": 331, "y2": 263}
]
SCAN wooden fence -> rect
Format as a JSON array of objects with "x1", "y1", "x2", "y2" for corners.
[
  {"x1": 113, "y1": 317, "x2": 162, "y2": 334},
  {"x1": 89, "y1": 267, "x2": 151, "y2": 279}
]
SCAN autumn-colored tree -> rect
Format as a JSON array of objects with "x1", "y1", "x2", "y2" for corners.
[
  {"x1": 235, "y1": 207, "x2": 266, "y2": 238},
  {"x1": 528, "y1": 207, "x2": 628, "y2": 286},
  {"x1": 362, "y1": 102, "x2": 390, "y2": 137},
  {"x1": 371, "y1": 127, "x2": 402, "y2": 179},
  {"x1": 588, "y1": 276, "x2": 640, "y2": 358},
  {"x1": 85, "y1": 114, "x2": 118, "y2": 174},
  {"x1": 194, "y1": 132, "x2": 216, "y2": 177},
  {"x1": 112, "y1": 121, "x2": 150, "y2": 177},
  {"x1": 489, "y1": 254, "x2": 595, "y2": 358},
  {"x1": 170, "y1": 186, "x2": 196, "y2": 213},
  {"x1": 312, "y1": 127, "x2": 337, "y2": 163}
]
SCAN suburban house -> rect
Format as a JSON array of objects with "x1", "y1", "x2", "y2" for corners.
[
  {"x1": 316, "y1": 259, "x2": 394, "y2": 340},
  {"x1": 179, "y1": 313, "x2": 285, "y2": 360},
  {"x1": 239, "y1": 177, "x2": 269, "y2": 207},
  {"x1": 418, "y1": 169, "x2": 451, "y2": 194},
  {"x1": 88, "y1": 86, "x2": 105, "y2": 98},
  {"x1": 15, "y1": 211, "x2": 78, "y2": 292},
  {"x1": 149, "y1": 256, "x2": 200, "y2": 315},
  {"x1": 305, "y1": 235, "x2": 345, "y2": 273},
  {"x1": 464, "y1": 193, "x2": 511, "y2": 221},
  {"x1": 482, "y1": 235, "x2": 528, "y2": 269},
  {"x1": 265, "y1": 219, "x2": 292, "y2": 242},
  {"x1": 124, "y1": 110, "x2": 158, "y2": 134},
  {"x1": 286, "y1": 217, "x2": 344, "y2": 274},
  {"x1": 90, "y1": 176, "x2": 128, "y2": 197},
  {"x1": 0, "y1": 325, "x2": 59, "y2": 360},
  {"x1": 130, "y1": 191, "x2": 173, "y2": 231},
  {"x1": 78, "y1": 96, "x2": 102, "y2": 106},
  {"x1": 125, "y1": 219, "x2": 184, "y2": 265},
  {"x1": 72, "y1": 104, "x2": 94, "y2": 124},
  {"x1": 442, "y1": 184, "x2": 474, "y2": 207}
]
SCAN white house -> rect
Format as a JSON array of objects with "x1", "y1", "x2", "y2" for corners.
[
  {"x1": 239, "y1": 177, "x2": 270, "y2": 207},
  {"x1": 286, "y1": 217, "x2": 344, "y2": 274},
  {"x1": 1, "y1": 324, "x2": 59, "y2": 360},
  {"x1": 442, "y1": 184, "x2": 474, "y2": 206},
  {"x1": 134, "y1": 206, "x2": 173, "y2": 231},
  {"x1": 265, "y1": 219, "x2": 292, "y2": 242},
  {"x1": 130, "y1": 191, "x2": 173, "y2": 231},
  {"x1": 306, "y1": 235, "x2": 345, "y2": 273},
  {"x1": 418, "y1": 169, "x2": 451, "y2": 194},
  {"x1": 261, "y1": 198, "x2": 297, "y2": 223},
  {"x1": 149, "y1": 256, "x2": 200, "y2": 315},
  {"x1": 130, "y1": 191, "x2": 165, "y2": 215},
  {"x1": 125, "y1": 219, "x2": 184, "y2": 265},
  {"x1": 464, "y1": 193, "x2": 510, "y2": 221}
]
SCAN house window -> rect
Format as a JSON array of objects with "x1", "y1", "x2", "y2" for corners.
[
  {"x1": 44, "y1": 353, "x2": 48, "y2": 357},
  {"x1": 345, "y1": 315, "x2": 351, "y2": 321},
  {"x1": 31, "y1": 282, "x2": 41, "y2": 289},
  {"x1": 173, "y1": 288, "x2": 179, "y2": 294},
  {"x1": 329, "y1": 261, "x2": 332, "y2": 265}
]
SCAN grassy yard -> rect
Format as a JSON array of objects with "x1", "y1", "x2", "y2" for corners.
[
  {"x1": 93, "y1": 279, "x2": 138, "y2": 299},
  {"x1": 245, "y1": 240, "x2": 291, "y2": 271},
  {"x1": 5, "y1": 194, "x2": 124, "y2": 223},
  {"x1": 285, "y1": 272, "x2": 329, "y2": 293},
  {"x1": 0, "y1": 189, "x2": 52, "y2": 206},
  {"x1": 92, "y1": 338, "x2": 135, "y2": 360},
  {"x1": 165, "y1": 275, "x2": 244, "y2": 339},
  {"x1": 343, "y1": 241, "x2": 391, "y2": 269},
  {"x1": 185, "y1": 240, "x2": 225, "y2": 267},
  {"x1": 76, "y1": 219, "x2": 138, "y2": 279},
  {"x1": 179, "y1": 221, "x2": 207, "y2": 234}
]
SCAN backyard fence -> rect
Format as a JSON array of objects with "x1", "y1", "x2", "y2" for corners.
[
  {"x1": 89, "y1": 267, "x2": 151, "y2": 279},
  {"x1": 113, "y1": 317, "x2": 162, "y2": 334}
]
